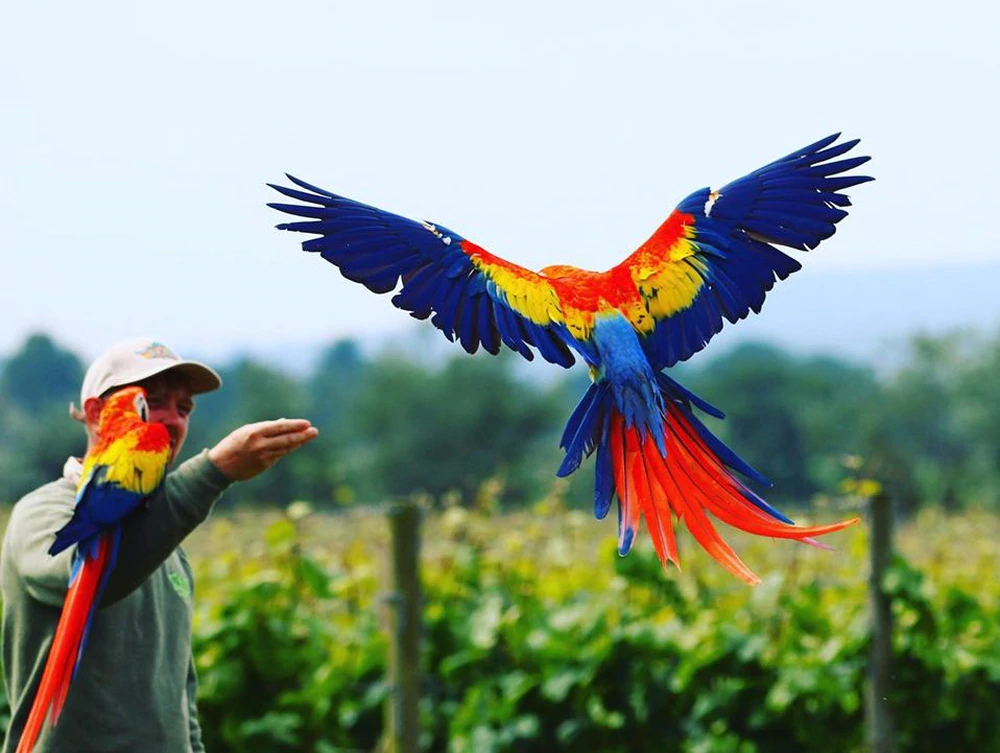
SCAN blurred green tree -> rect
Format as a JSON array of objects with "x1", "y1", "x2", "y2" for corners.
[
  {"x1": 180, "y1": 358, "x2": 321, "y2": 506},
  {"x1": 683, "y1": 343, "x2": 885, "y2": 507},
  {"x1": 684, "y1": 344, "x2": 816, "y2": 502},
  {"x1": 350, "y1": 352, "x2": 563, "y2": 505},
  {"x1": 0, "y1": 333, "x2": 83, "y2": 414},
  {"x1": 0, "y1": 334, "x2": 85, "y2": 502}
]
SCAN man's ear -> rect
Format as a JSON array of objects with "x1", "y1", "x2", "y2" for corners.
[{"x1": 83, "y1": 397, "x2": 104, "y2": 426}]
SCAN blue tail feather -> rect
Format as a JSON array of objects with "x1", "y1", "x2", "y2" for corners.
[
  {"x1": 593, "y1": 422, "x2": 614, "y2": 520},
  {"x1": 558, "y1": 382, "x2": 607, "y2": 476}
]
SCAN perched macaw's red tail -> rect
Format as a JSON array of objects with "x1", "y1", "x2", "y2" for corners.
[
  {"x1": 16, "y1": 535, "x2": 112, "y2": 753},
  {"x1": 558, "y1": 373, "x2": 858, "y2": 585}
]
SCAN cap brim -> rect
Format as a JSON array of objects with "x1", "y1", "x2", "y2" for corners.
[
  {"x1": 107, "y1": 359, "x2": 223, "y2": 397},
  {"x1": 163, "y1": 361, "x2": 223, "y2": 395}
]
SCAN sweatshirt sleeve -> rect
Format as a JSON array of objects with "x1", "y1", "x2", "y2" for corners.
[
  {"x1": 7, "y1": 483, "x2": 77, "y2": 607},
  {"x1": 99, "y1": 449, "x2": 231, "y2": 605}
]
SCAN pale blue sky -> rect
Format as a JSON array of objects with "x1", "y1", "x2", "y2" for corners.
[{"x1": 2, "y1": 0, "x2": 998, "y2": 366}]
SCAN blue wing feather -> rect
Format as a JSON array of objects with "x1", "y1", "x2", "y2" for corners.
[
  {"x1": 593, "y1": 421, "x2": 614, "y2": 520},
  {"x1": 641, "y1": 134, "x2": 872, "y2": 369},
  {"x1": 269, "y1": 181, "x2": 576, "y2": 367},
  {"x1": 557, "y1": 382, "x2": 610, "y2": 476},
  {"x1": 476, "y1": 297, "x2": 501, "y2": 354},
  {"x1": 49, "y1": 467, "x2": 146, "y2": 556}
]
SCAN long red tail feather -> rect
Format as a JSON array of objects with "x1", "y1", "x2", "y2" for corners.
[
  {"x1": 609, "y1": 404, "x2": 859, "y2": 586},
  {"x1": 16, "y1": 536, "x2": 110, "y2": 753},
  {"x1": 636, "y1": 448, "x2": 680, "y2": 568}
]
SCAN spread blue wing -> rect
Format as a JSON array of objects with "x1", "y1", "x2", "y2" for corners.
[
  {"x1": 268, "y1": 176, "x2": 576, "y2": 368},
  {"x1": 626, "y1": 134, "x2": 873, "y2": 370}
]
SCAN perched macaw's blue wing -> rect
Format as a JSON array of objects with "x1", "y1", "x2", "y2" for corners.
[
  {"x1": 615, "y1": 134, "x2": 873, "y2": 369},
  {"x1": 267, "y1": 177, "x2": 577, "y2": 368},
  {"x1": 48, "y1": 466, "x2": 145, "y2": 558}
]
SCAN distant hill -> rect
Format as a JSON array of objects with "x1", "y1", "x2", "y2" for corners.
[{"x1": 699, "y1": 260, "x2": 1000, "y2": 369}]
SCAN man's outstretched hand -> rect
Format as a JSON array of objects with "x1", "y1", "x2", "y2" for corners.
[{"x1": 208, "y1": 419, "x2": 319, "y2": 481}]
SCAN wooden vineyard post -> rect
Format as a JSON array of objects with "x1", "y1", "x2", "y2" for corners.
[
  {"x1": 867, "y1": 489, "x2": 896, "y2": 753},
  {"x1": 384, "y1": 501, "x2": 422, "y2": 753}
]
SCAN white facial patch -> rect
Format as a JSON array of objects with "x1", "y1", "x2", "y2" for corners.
[{"x1": 132, "y1": 393, "x2": 149, "y2": 422}]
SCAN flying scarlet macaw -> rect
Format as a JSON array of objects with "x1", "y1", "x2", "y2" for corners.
[
  {"x1": 267, "y1": 134, "x2": 872, "y2": 585},
  {"x1": 17, "y1": 386, "x2": 170, "y2": 753}
]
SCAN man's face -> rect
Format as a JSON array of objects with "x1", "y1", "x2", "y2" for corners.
[{"x1": 136, "y1": 374, "x2": 195, "y2": 463}]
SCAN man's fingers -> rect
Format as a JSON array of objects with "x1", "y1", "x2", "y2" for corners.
[
  {"x1": 261, "y1": 427, "x2": 319, "y2": 453},
  {"x1": 258, "y1": 432, "x2": 317, "y2": 463},
  {"x1": 255, "y1": 418, "x2": 315, "y2": 438}
]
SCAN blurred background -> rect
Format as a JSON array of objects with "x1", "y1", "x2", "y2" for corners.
[{"x1": 2, "y1": 1, "x2": 999, "y2": 751}]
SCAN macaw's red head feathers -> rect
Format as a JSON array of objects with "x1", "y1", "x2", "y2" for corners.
[
  {"x1": 90, "y1": 385, "x2": 171, "y2": 459},
  {"x1": 98, "y1": 386, "x2": 150, "y2": 431}
]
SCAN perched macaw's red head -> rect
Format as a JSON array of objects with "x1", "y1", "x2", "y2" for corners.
[
  {"x1": 96, "y1": 386, "x2": 150, "y2": 433},
  {"x1": 92, "y1": 386, "x2": 172, "y2": 459},
  {"x1": 75, "y1": 385, "x2": 172, "y2": 500}
]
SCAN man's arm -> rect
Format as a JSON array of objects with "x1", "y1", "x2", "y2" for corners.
[
  {"x1": 99, "y1": 450, "x2": 229, "y2": 604},
  {"x1": 7, "y1": 482, "x2": 77, "y2": 607}
]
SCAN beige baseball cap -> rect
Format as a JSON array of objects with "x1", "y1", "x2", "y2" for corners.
[{"x1": 79, "y1": 337, "x2": 223, "y2": 405}]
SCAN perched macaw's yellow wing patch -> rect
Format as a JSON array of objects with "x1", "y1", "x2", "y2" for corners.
[
  {"x1": 613, "y1": 134, "x2": 873, "y2": 368},
  {"x1": 268, "y1": 177, "x2": 577, "y2": 368},
  {"x1": 82, "y1": 431, "x2": 171, "y2": 497}
]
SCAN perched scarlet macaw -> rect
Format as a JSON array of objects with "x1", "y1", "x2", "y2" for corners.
[
  {"x1": 268, "y1": 134, "x2": 872, "y2": 585},
  {"x1": 17, "y1": 386, "x2": 170, "y2": 753}
]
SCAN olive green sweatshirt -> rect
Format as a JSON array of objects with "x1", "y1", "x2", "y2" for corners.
[{"x1": 0, "y1": 450, "x2": 231, "y2": 753}]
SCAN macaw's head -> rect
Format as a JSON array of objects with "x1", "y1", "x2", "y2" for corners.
[{"x1": 97, "y1": 385, "x2": 151, "y2": 432}]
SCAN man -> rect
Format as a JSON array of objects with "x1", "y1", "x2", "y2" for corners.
[{"x1": 0, "y1": 337, "x2": 319, "y2": 752}]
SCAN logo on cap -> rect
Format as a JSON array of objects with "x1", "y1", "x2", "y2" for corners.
[{"x1": 135, "y1": 342, "x2": 179, "y2": 360}]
